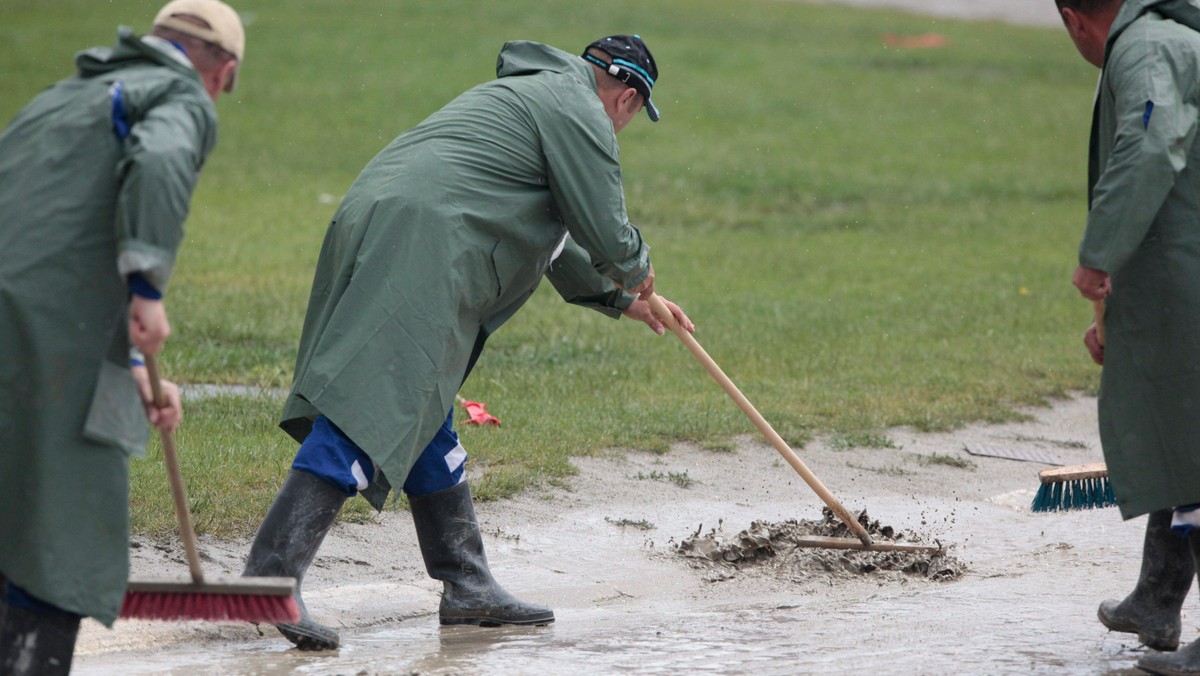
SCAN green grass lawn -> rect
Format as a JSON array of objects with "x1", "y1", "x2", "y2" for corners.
[{"x1": 2, "y1": 1, "x2": 1102, "y2": 537}]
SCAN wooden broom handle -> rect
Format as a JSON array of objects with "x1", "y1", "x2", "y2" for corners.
[
  {"x1": 1093, "y1": 299, "x2": 1106, "y2": 348},
  {"x1": 144, "y1": 354, "x2": 205, "y2": 585},
  {"x1": 646, "y1": 294, "x2": 873, "y2": 546}
]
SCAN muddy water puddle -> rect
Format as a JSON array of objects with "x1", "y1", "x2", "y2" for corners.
[
  {"x1": 76, "y1": 594, "x2": 1147, "y2": 675},
  {"x1": 76, "y1": 495, "x2": 1163, "y2": 675}
]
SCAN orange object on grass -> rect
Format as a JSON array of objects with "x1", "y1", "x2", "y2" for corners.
[
  {"x1": 456, "y1": 395, "x2": 501, "y2": 426},
  {"x1": 882, "y1": 33, "x2": 948, "y2": 49}
]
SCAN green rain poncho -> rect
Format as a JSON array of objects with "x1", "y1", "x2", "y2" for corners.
[
  {"x1": 280, "y1": 41, "x2": 650, "y2": 503},
  {"x1": 0, "y1": 30, "x2": 217, "y2": 624},
  {"x1": 1083, "y1": 0, "x2": 1200, "y2": 518}
]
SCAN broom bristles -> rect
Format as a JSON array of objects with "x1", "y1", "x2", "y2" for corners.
[
  {"x1": 1031, "y1": 475, "x2": 1117, "y2": 512},
  {"x1": 121, "y1": 590, "x2": 299, "y2": 624}
]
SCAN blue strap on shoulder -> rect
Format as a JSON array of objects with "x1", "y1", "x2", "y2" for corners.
[
  {"x1": 112, "y1": 86, "x2": 165, "y2": 302},
  {"x1": 110, "y1": 80, "x2": 130, "y2": 140}
]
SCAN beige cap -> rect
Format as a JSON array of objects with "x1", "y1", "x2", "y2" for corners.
[{"x1": 154, "y1": 0, "x2": 245, "y2": 89}]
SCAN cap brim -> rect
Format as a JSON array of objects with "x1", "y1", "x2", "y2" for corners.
[{"x1": 646, "y1": 99, "x2": 660, "y2": 122}]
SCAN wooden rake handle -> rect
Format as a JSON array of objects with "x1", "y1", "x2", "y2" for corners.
[
  {"x1": 646, "y1": 294, "x2": 873, "y2": 546},
  {"x1": 144, "y1": 354, "x2": 205, "y2": 584}
]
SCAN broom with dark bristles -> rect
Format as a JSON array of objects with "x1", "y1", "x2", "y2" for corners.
[
  {"x1": 121, "y1": 354, "x2": 300, "y2": 623},
  {"x1": 1030, "y1": 299, "x2": 1116, "y2": 513},
  {"x1": 1032, "y1": 462, "x2": 1115, "y2": 512}
]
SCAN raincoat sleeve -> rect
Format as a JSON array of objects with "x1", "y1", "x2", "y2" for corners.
[
  {"x1": 546, "y1": 236, "x2": 636, "y2": 318},
  {"x1": 540, "y1": 104, "x2": 651, "y2": 291},
  {"x1": 114, "y1": 90, "x2": 216, "y2": 294},
  {"x1": 1080, "y1": 34, "x2": 1200, "y2": 273}
]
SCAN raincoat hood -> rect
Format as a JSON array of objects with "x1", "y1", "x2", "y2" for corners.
[
  {"x1": 75, "y1": 27, "x2": 199, "y2": 84},
  {"x1": 1107, "y1": 0, "x2": 1200, "y2": 63},
  {"x1": 495, "y1": 40, "x2": 596, "y2": 91}
]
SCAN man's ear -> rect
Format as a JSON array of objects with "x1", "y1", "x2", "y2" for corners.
[
  {"x1": 1061, "y1": 7, "x2": 1084, "y2": 37},
  {"x1": 201, "y1": 59, "x2": 239, "y2": 100},
  {"x1": 219, "y1": 59, "x2": 238, "y2": 94},
  {"x1": 619, "y1": 87, "x2": 641, "y2": 113}
]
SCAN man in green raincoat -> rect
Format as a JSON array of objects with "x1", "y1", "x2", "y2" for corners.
[
  {"x1": 242, "y1": 35, "x2": 694, "y2": 650},
  {"x1": 1059, "y1": 0, "x2": 1200, "y2": 671},
  {"x1": 0, "y1": 1, "x2": 244, "y2": 672}
]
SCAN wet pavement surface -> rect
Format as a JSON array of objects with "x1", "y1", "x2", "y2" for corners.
[
  {"x1": 75, "y1": 487, "x2": 1170, "y2": 674},
  {"x1": 75, "y1": 393, "x2": 1166, "y2": 674}
]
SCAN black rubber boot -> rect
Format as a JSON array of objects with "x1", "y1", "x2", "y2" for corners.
[
  {"x1": 1140, "y1": 640, "x2": 1200, "y2": 676},
  {"x1": 243, "y1": 469, "x2": 347, "y2": 650},
  {"x1": 1138, "y1": 531, "x2": 1200, "y2": 675},
  {"x1": 1098, "y1": 510, "x2": 1193, "y2": 651},
  {"x1": 0, "y1": 600, "x2": 81, "y2": 676},
  {"x1": 410, "y1": 480, "x2": 555, "y2": 626}
]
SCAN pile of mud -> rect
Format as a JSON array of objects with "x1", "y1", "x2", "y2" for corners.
[{"x1": 676, "y1": 508, "x2": 965, "y2": 582}]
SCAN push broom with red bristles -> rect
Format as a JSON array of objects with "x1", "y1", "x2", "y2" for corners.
[{"x1": 121, "y1": 354, "x2": 300, "y2": 624}]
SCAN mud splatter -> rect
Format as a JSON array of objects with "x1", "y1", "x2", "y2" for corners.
[{"x1": 676, "y1": 508, "x2": 965, "y2": 582}]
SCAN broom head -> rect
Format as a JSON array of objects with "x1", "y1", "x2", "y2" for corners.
[
  {"x1": 1031, "y1": 463, "x2": 1116, "y2": 513},
  {"x1": 122, "y1": 576, "x2": 299, "y2": 624}
]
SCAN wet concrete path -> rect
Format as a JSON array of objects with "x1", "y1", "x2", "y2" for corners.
[
  {"x1": 142, "y1": 373, "x2": 1160, "y2": 663},
  {"x1": 75, "y1": 504, "x2": 1155, "y2": 674}
]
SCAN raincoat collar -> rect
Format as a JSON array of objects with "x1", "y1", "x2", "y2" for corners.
[{"x1": 75, "y1": 27, "x2": 200, "y2": 84}]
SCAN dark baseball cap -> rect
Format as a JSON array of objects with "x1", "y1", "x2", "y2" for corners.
[{"x1": 582, "y1": 34, "x2": 660, "y2": 122}]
